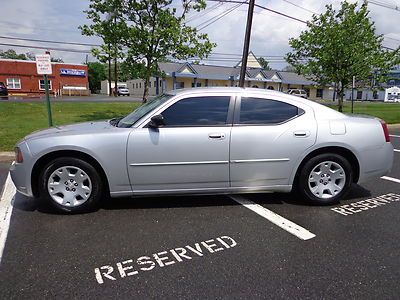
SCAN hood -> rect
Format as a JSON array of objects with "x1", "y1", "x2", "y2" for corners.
[{"x1": 24, "y1": 120, "x2": 114, "y2": 141}]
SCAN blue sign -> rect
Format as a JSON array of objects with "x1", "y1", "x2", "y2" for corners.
[{"x1": 60, "y1": 68, "x2": 86, "y2": 77}]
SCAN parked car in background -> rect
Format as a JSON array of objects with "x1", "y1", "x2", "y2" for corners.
[
  {"x1": 117, "y1": 86, "x2": 130, "y2": 96},
  {"x1": 0, "y1": 82, "x2": 8, "y2": 97},
  {"x1": 10, "y1": 87, "x2": 393, "y2": 213},
  {"x1": 287, "y1": 89, "x2": 308, "y2": 99}
]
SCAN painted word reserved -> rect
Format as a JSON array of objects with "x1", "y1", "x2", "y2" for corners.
[
  {"x1": 94, "y1": 235, "x2": 237, "y2": 284},
  {"x1": 331, "y1": 193, "x2": 400, "y2": 216}
]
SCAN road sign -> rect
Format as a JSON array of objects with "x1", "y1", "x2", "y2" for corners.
[{"x1": 35, "y1": 54, "x2": 52, "y2": 75}]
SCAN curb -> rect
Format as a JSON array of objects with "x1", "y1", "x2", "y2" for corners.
[{"x1": 0, "y1": 152, "x2": 14, "y2": 163}]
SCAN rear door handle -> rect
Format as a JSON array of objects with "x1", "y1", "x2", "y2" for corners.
[
  {"x1": 208, "y1": 133, "x2": 225, "y2": 139},
  {"x1": 294, "y1": 131, "x2": 310, "y2": 137}
]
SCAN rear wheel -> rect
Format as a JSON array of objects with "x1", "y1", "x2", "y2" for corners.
[
  {"x1": 297, "y1": 153, "x2": 353, "y2": 205},
  {"x1": 40, "y1": 157, "x2": 103, "y2": 213}
]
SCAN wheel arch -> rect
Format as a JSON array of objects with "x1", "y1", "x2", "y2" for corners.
[
  {"x1": 31, "y1": 150, "x2": 110, "y2": 198},
  {"x1": 293, "y1": 146, "x2": 360, "y2": 186}
]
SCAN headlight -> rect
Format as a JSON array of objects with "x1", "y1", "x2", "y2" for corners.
[{"x1": 15, "y1": 147, "x2": 23, "y2": 163}]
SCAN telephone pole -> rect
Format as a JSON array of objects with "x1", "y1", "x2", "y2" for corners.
[{"x1": 239, "y1": 0, "x2": 255, "y2": 88}]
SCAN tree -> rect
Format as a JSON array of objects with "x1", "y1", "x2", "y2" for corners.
[
  {"x1": 80, "y1": 0, "x2": 127, "y2": 96},
  {"x1": 258, "y1": 57, "x2": 271, "y2": 70},
  {"x1": 87, "y1": 62, "x2": 107, "y2": 93},
  {"x1": 282, "y1": 65, "x2": 296, "y2": 72},
  {"x1": 0, "y1": 49, "x2": 32, "y2": 60},
  {"x1": 123, "y1": 0, "x2": 215, "y2": 102},
  {"x1": 286, "y1": 1, "x2": 400, "y2": 111}
]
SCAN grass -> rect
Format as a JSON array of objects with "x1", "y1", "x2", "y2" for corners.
[
  {"x1": 0, "y1": 102, "x2": 140, "y2": 151},
  {"x1": 0, "y1": 100, "x2": 399, "y2": 151},
  {"x1": 321, "y1": 101, "x2": 400, "y2": 124}
]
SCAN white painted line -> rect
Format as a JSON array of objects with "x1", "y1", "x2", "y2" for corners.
[
  {"x1": 229, "y1": 195, "x2": 316, "y2": 241},
  {"x1": 0, "y1": 173, "x2": 16, "y2": 264},
  {"x1": 381, "y1": 176, "x2": 400, "y2": 184},
  {"x1": 389, "y1": 134, "x2": 400, "y2": 138},
  {"x1": 394, "y1": 149, "x2": 400, "y2": 153}
]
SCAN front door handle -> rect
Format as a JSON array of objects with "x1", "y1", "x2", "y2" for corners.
[
  {"x1": 294, "y1": 131, "x2": 310, "y2": 137},
  {"x1": 208, "y1": 133, "x2": 225, "y2": 140}
]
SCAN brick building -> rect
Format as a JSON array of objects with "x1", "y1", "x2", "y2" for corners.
[{"x1": 0, "y1": 58, "x2": 89, "y2": 96}]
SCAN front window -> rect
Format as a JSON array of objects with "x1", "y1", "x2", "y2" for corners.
[
  {"x1": 118, "y1": 94, "x2": 173, "y2": 127},
  {"x1": 39, "y1": 79, "x2": 52, "y2": 90},
  {"x1": 7, "y1": 78, "x2": 21, "y2": 89},
  {"x1": 161, "y1": 96, "x2": 230, "y2": 126}
]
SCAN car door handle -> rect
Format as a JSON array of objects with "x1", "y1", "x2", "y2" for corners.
[
  {"x1": 208, "y1": 133, "x2": 225, "y2": 139},
  {"x1": 294, "y1": 131, "x2": 310, "y2": 137}
]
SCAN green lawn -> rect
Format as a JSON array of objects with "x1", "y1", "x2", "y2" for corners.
[
  {"x1": 322, "y1": 101, "x2": 400, "y2": 124},
  {"x1": 0, "y1": 102, "x2": 140, "y2": 151},
  {"x1": 0, "y1": 100, "x2": 399, "y2": 152}
]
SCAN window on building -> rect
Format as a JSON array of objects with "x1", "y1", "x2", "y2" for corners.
[
  {"x1": 6, "y1": 78, "x2": 21, "y2": 89},
  {"x1": 161, "y1": 96, "x2": 230, "y2": 126},
  {"x1": 356, "y1": 91, "x2": 362, "y2": 99},
  {"x1": 191, "y1": 82, "x2": 201, "y2": 87},
  {"x1": 316, "y1": 88, "x2": 323, "y2": 98},
  {"x1": 373, "y1": 91, "x2": 379, "y2": 99},
  {"x1": 136, "y1": 83, "x2": 138, "y2": 89},
  {"x1": 175, "y1": 82, "x2": 184, "y2": 89},
  {"x1": 239, "y1": 97, "x2": 300, "y2": 125},
  {"x1": 139, "y1": 83, "x2": 142, "y2": 88},
  {"x1": 160, "y1": 80, "x2": 162, "y2": 87},
  {"x1": 154, "y1": 80, "x2": 157, "y2": 88},
  {"x1": 267, "y1": 86, "x2": 274, "y2": 90},
  {"x1": 39, "y1": 79, "x2": 52, "y2": 90}
]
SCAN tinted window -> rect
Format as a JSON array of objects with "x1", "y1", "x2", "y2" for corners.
[
  {"x1": 239, "y1": 97, "x2": 299, "y2": 125},
  {"x1": 162, "y1": 96, "x2": 230, "y2": 126}
]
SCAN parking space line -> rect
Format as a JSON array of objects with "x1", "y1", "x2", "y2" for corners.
[
  {"x1": 228, "y1": 195, "x2": 316, "y2": 241},
  {"x1": 381, "y1": 176, "x2": 400, "y2": 184},
  {"x1": 0, "y1": 173, "x2": 16, "y2": 264},
  {"x1": 394, "y1": 149, "x2": 400, "y2": 153}
]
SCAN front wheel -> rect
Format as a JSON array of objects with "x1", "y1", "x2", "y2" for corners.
[
  {"x1": 297, "y1": 153, "x2": 353, "y2": 205},
  {"x1": 40, "y1": 157, "x2": 103, "y2": 213}
]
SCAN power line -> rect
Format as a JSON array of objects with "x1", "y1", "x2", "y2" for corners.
[
  {"x1": 185, "y1": 2, "x2": 224, "y2": 23},
  {"x1": 0, "y1": 35, "x2": 100, "y2": 47},
  {"x1": 280, "y1": 0, "x2": 317, "y2": 14},
  {"x1": 197, "y1": 2, "x2": 246, "y2": 31},
  {"x1": 207, "y1": 0, "x2": 307, "y2": 23},
  {"x1": 368, "y1": 0, "x2": 400, "y2": 12},
  {"x1": 0, "y1": 42, "x2": 92, "y2": 53}
]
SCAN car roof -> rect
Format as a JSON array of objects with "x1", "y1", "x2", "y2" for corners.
[{"x1": 166, "y1": 87, "x2": 287, "y2": 97}]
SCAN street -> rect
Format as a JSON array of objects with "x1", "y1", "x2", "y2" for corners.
[{"x1": 0, "y1": 129, "x2": 399, "y2": 299}]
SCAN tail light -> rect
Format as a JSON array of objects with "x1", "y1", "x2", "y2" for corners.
[
  {"x1": 15, "y1": 147, "x2": 23, "y2": 163},
  {"x1": 380, "y1": 120, "x2": 390, "y2": 142}
]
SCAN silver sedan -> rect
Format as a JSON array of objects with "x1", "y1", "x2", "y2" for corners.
[{"x1": 10, "y1": 87, "x2": 394, "y2": 213}]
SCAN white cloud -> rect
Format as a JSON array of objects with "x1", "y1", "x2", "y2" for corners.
[{"x1": 0, "y1": 0, "x2": 398, "y2": 69}]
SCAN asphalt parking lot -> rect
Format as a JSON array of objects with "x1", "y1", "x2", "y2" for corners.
[{"x1": 0, "y1": 129, "x2": 399, "y2": 299}]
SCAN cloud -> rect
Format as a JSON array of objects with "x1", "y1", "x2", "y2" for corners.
[{"x1": 0, "y1": 0, "x2": 398, "y2": 68}]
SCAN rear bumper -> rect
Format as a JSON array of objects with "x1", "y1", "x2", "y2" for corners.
[{"x1": 358, "y1": 142, "x2": 394, "y2": 183}]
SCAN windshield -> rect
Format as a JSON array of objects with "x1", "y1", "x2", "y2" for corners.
[{"x1": 117, "y1": 94, "x2": 173, "y2": 128}]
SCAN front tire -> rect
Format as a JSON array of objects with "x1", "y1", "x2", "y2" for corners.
[
  {"x1": 297, "y1": 153, "x2": 353, "y2": 205},
  {"x1": 40, "y1": 157, "x2": 103, "y2": 213}
]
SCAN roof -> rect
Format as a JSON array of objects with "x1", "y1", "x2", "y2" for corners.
[
  {"x1": 277, "y1": 71, "x2": 316, "y2": 85},
  {"x1": 158, "y1": 62, "x2": 283, "y2": 82}
]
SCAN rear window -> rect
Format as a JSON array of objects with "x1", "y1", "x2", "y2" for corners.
[{"x1": 239, "y1": 97, "x2": 300, "y2": 125}]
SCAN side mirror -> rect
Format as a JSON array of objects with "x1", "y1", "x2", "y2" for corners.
[{"x1": 148, "y1": 114, "x2": 165, "y2": 128}]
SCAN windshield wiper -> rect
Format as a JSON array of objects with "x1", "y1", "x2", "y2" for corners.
[{"x1": 109, "y1": 117, "x2": 123, "y2": 127}]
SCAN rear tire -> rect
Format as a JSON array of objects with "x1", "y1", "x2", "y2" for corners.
[
  {"x1": 297, "y1": 153, "x2": 353, "y2": 205},
  {"x1": 40, "y1": 157, "x2": 103, "y2": 213}
]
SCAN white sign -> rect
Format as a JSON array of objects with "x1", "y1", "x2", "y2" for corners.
[
  {"x1": 35, "y1": 54, "x2": 52, "y2": 75},
  {"x1": 94, "y1": 235, "x2": 238, "y2": 284}
]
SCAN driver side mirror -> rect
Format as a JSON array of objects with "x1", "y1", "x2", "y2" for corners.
[{"x1": 148, "y1": 114, "x2": 165, "y2": 128}]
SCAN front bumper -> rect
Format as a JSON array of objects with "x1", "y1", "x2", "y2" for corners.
[{"x1": 10, "y1": 161, "x2": 33, "y2": 197}]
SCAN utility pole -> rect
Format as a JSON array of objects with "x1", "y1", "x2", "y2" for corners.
[{"x1": 239, "y1": 0, "x2": 255, "y2": 88}]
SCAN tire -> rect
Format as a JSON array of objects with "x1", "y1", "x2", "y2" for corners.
[
  {"x1": 40, "y1": 157, "x2": 103, "y2": 213},
  {"x1": 297, "y1": 153, "x2": 353, "y2": 205}
]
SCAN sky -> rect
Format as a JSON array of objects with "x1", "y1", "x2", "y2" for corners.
[{"x1": 0, "y1": 0, "x2": 399, "y2": 70}]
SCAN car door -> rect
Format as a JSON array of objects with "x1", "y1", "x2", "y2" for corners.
[
  {"x1": 127, "y1": 94, "x2": 234, "y2": 193},
  {"x1": 230, "y1": 95, "x2": 317, "y2": 188}
]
